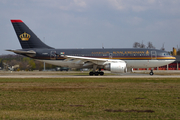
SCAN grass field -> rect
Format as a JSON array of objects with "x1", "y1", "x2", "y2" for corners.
[{"x1": 0, "y1": 78, "x2": 180, "y2": 119}]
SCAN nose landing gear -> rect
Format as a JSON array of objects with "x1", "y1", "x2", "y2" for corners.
[{"x1": 149, "y1": 70, "x2": 154, "y2": 76}]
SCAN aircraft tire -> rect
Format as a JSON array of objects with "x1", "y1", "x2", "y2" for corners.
[
  {"x1": 95, "y1": 72, "x2": 99, "y2": 76},
  {"x1": 99, "y1": 72, "x2": 104, "y2": 76},
  {"x1": 149, "y1": 72, "x2": 154, "y2": 76},
  {"x1": 89, "y1": 72, "x2": 94, "y2": 76}
]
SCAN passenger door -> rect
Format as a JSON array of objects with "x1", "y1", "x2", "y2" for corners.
[{"x1": 151, "y1": 51, "x2": 157, "y2": 59}]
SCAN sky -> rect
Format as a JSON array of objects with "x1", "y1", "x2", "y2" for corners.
[{"x1": 0, "y1": 0, "x2": 180, "y2": 55}]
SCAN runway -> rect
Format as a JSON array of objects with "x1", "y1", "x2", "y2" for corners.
[
  {"x1": 0, "y1": 75, "x2": 180, "y2": 78},
  {"x1": 0, "y1": 71, "x2": 180, "y2": 78}
]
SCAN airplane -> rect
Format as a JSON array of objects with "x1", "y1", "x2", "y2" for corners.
[{"x1": 7, "y1": 19, "x2": 176, "y2": 76}]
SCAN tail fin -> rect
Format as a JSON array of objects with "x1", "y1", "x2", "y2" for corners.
[{"x1": 11, "y1": 20, "x2": 53, "y2": 49}]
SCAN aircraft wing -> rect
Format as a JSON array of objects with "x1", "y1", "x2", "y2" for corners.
[{"x1": 65, "y1": 55, "x2": 125, "y2": 66}]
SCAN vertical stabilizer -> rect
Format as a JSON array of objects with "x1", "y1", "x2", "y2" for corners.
[{"x1": 11, "y1": 20, "x2": 53, "y2": 49}]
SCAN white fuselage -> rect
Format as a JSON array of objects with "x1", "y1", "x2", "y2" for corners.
[{"x1": 40, "y1": 59, "x2": 175, "y2": 69}]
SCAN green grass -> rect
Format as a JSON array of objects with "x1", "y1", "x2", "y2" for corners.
[{"x1": 0, "y1": 78, "x2": 180, "y2": 119}]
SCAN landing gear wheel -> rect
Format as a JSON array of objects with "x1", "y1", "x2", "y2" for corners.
[
  {"x1": 89, "y1": 71, "x2": 104, "y2": 76},
  {"x1": 149, "y1": 72, "x2": 154, "y2": 76},
  {"x1": 89, "y1": 72, "x2": 94, "y2": 76},
  {"x1": 99, "y1": 72, "x2": 104, "y2": 76},
  {"x1": 149, "y1": 70, "x2": 154, "y2": 76},
  {"x1": 95, "y1": 72, "x2": 99, "y2": 76}
]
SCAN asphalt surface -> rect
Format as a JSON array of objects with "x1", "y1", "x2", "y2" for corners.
[{"x1": 0, "y1": 71, "x2": 180, "y2": 78}]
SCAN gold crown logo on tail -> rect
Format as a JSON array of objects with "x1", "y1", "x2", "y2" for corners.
[{"x1": 19, "y1": 32, "x2": 31, "y2": 41}]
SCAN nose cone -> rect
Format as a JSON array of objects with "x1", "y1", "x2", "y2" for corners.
[
  {"x1": 168, "y1": 55, "x2": 176, "y2": 63},
  {"x1": 165, "y1": 56, "x2": 176, "y2": 65},
  {"x1": 171, "y1": 56, "x2": 176, "y2": 60}
]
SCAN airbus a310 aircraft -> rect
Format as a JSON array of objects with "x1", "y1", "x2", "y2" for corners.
[{"x1": 7, "y1": 20, "x2": 176, "y2": 76}]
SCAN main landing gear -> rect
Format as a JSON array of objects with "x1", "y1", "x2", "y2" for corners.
[
  {"x1": 149, "y1": 70, "x2": 154, "y2": 76},
  {"x1": 89, "y1": 67, "x2": 104, "y2": 76},
  {"x1": 89, "y1": 71, "x2": 104, "y2": 76}
]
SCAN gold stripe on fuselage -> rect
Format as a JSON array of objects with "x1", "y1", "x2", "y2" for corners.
[
  {"x1": 110, "y1": 56, "x2": 176, "y2": 60},
  {"x1": 56, "y1": 56, "x2": 176, "y2": 60}
]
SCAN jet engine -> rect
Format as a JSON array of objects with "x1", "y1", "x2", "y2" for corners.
[{"x1": 104, "y1": 61, "x2": 127, "y2": 73}]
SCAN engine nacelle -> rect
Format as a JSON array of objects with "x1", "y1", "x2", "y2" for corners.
[{"x1": 104, "y1": 61, "x2": 127, "y2": 73}]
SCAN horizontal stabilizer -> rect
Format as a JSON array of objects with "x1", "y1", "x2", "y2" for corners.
[{"x1": 6, "y1": 49, "x2": 36, "y2": 56}]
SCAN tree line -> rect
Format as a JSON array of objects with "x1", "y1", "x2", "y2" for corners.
[
  {"x1": 133, "y1": 41, "x2": 162, "y2": 50},
  {"x1": 0, "y1": 54, "x2": 56, "y2": 71},
  {"x1": 133, "y1": 41, "x2": 180, "y2": 55}
]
